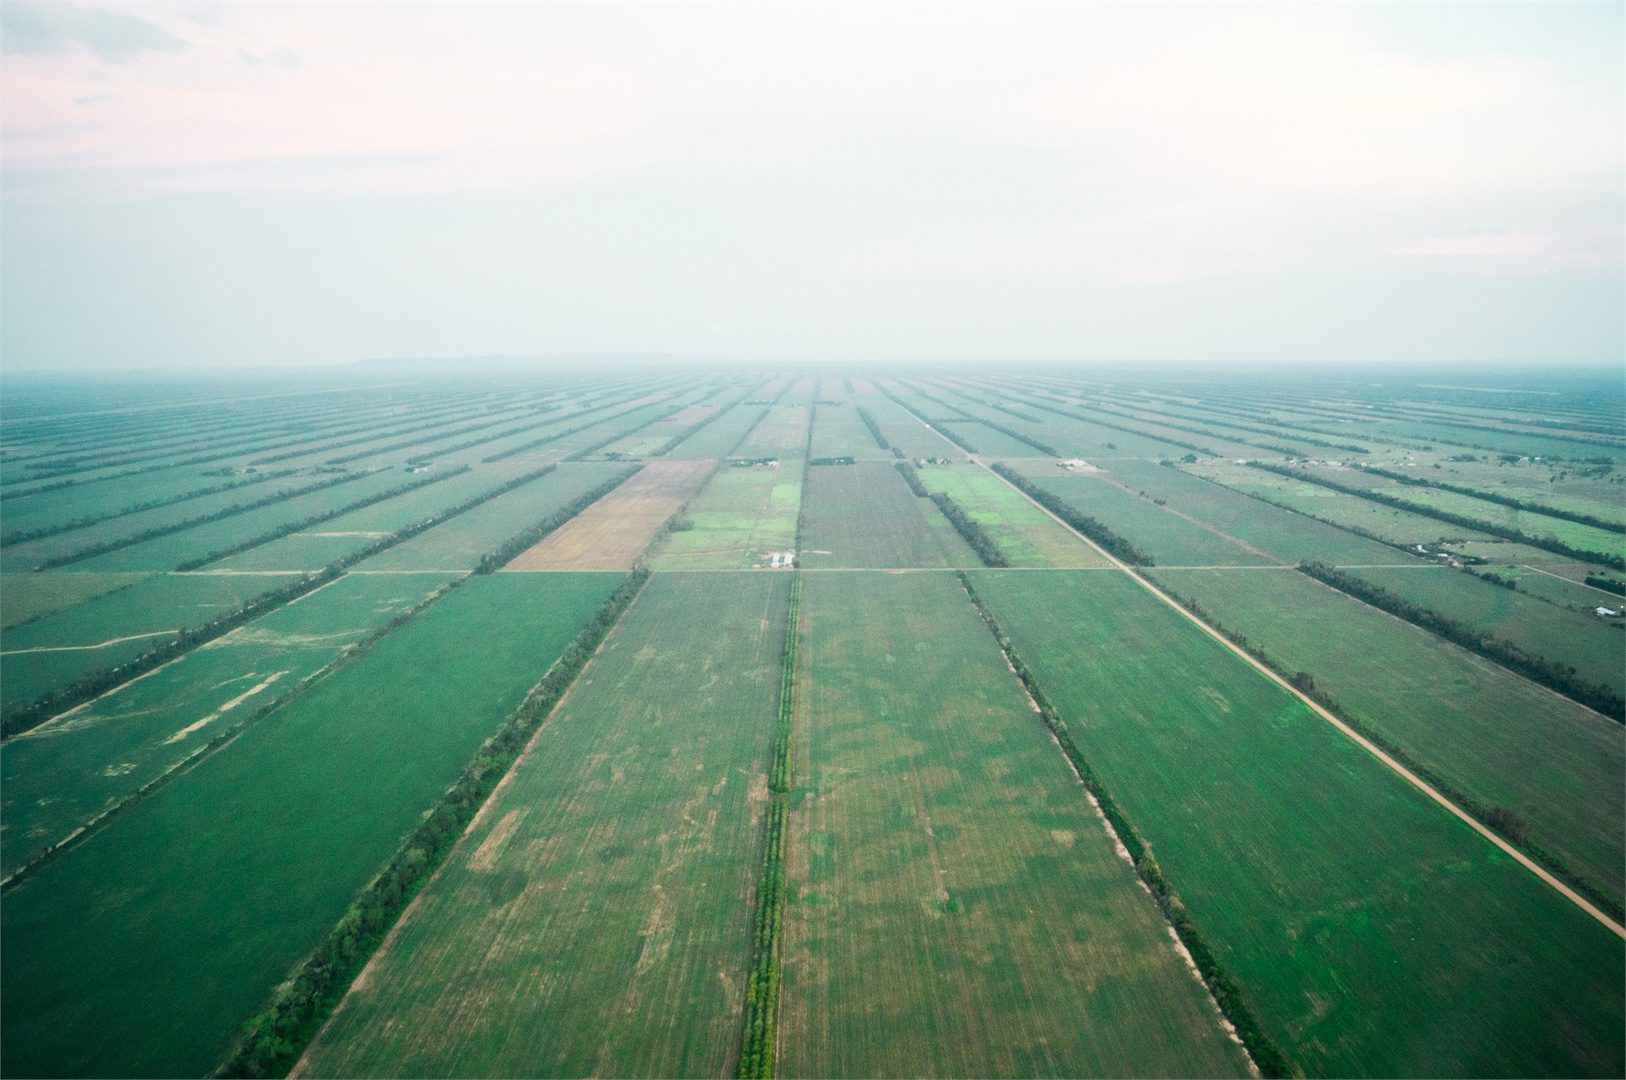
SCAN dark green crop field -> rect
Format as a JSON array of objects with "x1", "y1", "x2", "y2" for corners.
[
  {"x1": 973, "y1": 569, "x2": 1624, "y2": 1077},
  {"x1": 0, "y1": 572, "x2": 622, "y2": 1078},
  {"x1": 2, "y1": 366, "x2": 1620, "y2": 1079}
]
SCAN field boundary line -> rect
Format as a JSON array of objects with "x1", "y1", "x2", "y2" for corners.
[
  {"x1": 970, "y1": 452, "x2": 1626, "y2": 940},
  {"x1": 1521, "y1": 562, "x2": 1626, "y2": 598}
]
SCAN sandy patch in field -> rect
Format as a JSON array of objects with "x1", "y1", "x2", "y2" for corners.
[{"x1": 502, "y1": 459, "x2": 716, "y2": 571}]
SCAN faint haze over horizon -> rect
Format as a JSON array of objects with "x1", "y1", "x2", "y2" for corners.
[{"x1": 2, "y1": 1, "x2": 1622, "y2": 371}]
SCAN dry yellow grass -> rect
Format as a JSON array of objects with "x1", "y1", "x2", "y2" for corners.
[{"x1": 501, "y1": 460, "x2": 716, "y2": 571}]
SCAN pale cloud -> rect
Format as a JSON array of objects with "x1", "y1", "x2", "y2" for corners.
[{"x1": 0, "y1": 1, "x2": 187, "y2": 64}]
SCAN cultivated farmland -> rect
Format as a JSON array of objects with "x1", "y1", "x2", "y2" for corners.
[{"x1": 1, "y1": 365, "x2": 1621, "y2": 1079}]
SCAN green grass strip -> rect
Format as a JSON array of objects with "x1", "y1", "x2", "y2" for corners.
[
  {"x1": 1145, "y1": 573, "x2": 1625, "y2": 926},
  {"x1": 989, "y1": 462, "x2": 1154, "y2": 566},
  {"x1": 955, "y1": 570, "x2": 1290, "y2": 1079},
  {"x1": 33, "y1": 469, "x2": 383, "y2": 571},
  {"x1": 739, "y1": 572, "x2": 800, "y2": 1078},
  {"x1": 216, "y1": 568, "x2": 652, "y2": 1079},
  {"x1": 1248, "y1": 461, "x2": 1625, "y2": 570}
]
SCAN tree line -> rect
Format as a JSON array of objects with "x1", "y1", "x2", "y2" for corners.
[
  {"x1": 739, "y1": 573, "x2": 802, "y2": 1078},
  {"x1": 871, "y1": 385, "x2": 981, "y2": 453},
  {"x1": 2, "y1": 464, "x2": 564, "y2": 738},
  {"x1": 989, "y1": 463, "x2": 1154, "y2": 565},
  {"x1": 1250, "y1": 461, "x2": 1625, "y2": 570},
  {"x1": 1356, "y1": 465, "x2": 1625, "y2": 536},
  {"x1": 969, "y1": 418, "x2": 1056, "y2": 456},
  {"x1": 32, "y1": 468, "x2": 382, "y2": 571},
  {"x1": 1, "y1": 468, "x2": 296, "y2": 547},
  {"x1": 855, "y1": 406, "x2": 890, "y2": 451},
  {"x1": 217, "y1": 569, "x2": 652, "y2": 1079},
  {"x1": 954, "y1": 571, "x2": 1290, "y2": 1079},
  {"x1": 1297, "y1": 561, "x2": 1623, "y2": 721},
  {"x1": 927, "y1": 489, "x2": 1009, "y2": 568},
  {"x1": 1145, "y1": 574, "x2": 1624, "y2": 925},
  {"x1": 403, "y1": 404, "x2": 563, "y2": 465}
]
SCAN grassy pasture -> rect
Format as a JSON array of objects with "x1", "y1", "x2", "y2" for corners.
[
  {"x1": 670, "y1": 402, "x2": 771, "y2": 459},
  {"x1": 798, "y1": 461, "x2": 978, "y2": 569},
  {"x1": 297, "y1": 572, "x2": 787, "y2": 1078},
  {"x1": 357, "y1": 462, "x2": 630, "y2": 570},
  {"x1": 778, "y1": 571, "x2": 1251, "y2": 1078},
  {"x1": 1295, "y1": 466, "x2": 1625, "y2": 561},
  {"x1": 1, "y1": 572, "x2": 304, "y2": 712},
  {"x1": 916, "y1": 462, "x2": 1110, "y2": 567},
  {"x1": 1149, "y1": 566, "x2": 1625, "y2": 907},
  {"x1": 1499, "y1": 563, "x2": 1626, "y2": 609},
  {"x1": 503, "y1": 459, "x2": 713, "y2": 570},
  {"x1": 1348, "y1": 566, "x2": 1623, "y2": 695},
  {"x1": 975, "y1": 569, "x2": 1625, "y2": 1077},
  {"x1": 0, "y1": 572, "x2": 152, "y2": 628},
  {"x1": 0, "y1": 571, "x2": 462, "y2": 877},
  {"x1": 0, "y1": 572, "x2": 623, "y2": 1079},
  {"x1": 62, "y1": 469, "x2": 418, "y2": 573},
  {"x1": 648, "y1": 459, "x2": 801, "y2": 569},
  {"x1": 1009, "y1": 465, "x2": 1279, "y2": 566}
]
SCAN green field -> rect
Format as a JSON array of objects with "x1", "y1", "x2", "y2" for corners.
[
  {"x1": 798, "y1": 462, "x2": 978, "y2": 569},
  {"x1": 0, "y1": 572, "x2": 622, "y2": 1078},
  {"x1": 297, "y1": 572, "x2": 787, "y2": 1077},
  {"x1": 648, "y1": 460, "x2": 802, "y2": 569},
  {"x1": 779, "y1": 571, "x2": 1251, "y2": 1077},
  {"x1": 0, "y1": 571, "x2": 462, "y2": 877},
  {"x1": 1147, "y1": 566, "x2": 1626, "y2": 908},
  {"x1": 974, "y1": 569, "x2": 1624, "y2": 1077},
  {"x1": 0, "y1": 572, "x2": 304, "y2": 713},
  {"x1": 916, "y1": 462, "x2": 1111, "y2": 567},
  {"x1": 0, "y1": 572, "x2": 153, "y2": 628}
]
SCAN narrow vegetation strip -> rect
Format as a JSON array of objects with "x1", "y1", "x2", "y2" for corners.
[
  {"x1": 1, "y1": 469, "x2": 297, "y2": 546},
  {"x1": 1, "y1": 465, "x2": 559, "y2": 738},
  {"x1": 1145, "y1": 576, "x2": 1626, "y2": 925},
  {"x1": 563, "y1": 400, "x2": 685, "y2": 462},
  {"x1": 1357, "y1": 465, "x2": 1625, "y2": 535},
  {"x1": 855, "y1": 406, "x2": 890, "y2": 450},
  {"x1": 1297, "y1": 562, "x2": 1624, "y2": 721},
  {"x1": 873, "y1": 384, "x2": 980, "y2": 453},
  {"x1": 473, "y1": 465, "x2": 642, "y2": 573},
  {"x1": 215, "y1": 569, "x2": 652, "y2": 1079},
  {"x1": 33, "y1": 469, "x2": 382, "y2": 571},
  {"x1": 927, "y1": 489, "x2": 1009, "y2": 567},
  {"x1": 173, "y1": 466, "x2": 474, "y2": 572},
  {"x1": 989, "y1": 463, "x2": 1153, "y2": 565},
  {"x1": 0, "y1": 579, "x2": 462, "y2": 895},
  {"x1": 1248, "y1": 462, "x2": 1625, "y2": 570},
  {"x1": 893, "y1": 459, "x2": 930, "y2": 497},
  {"x1": 403, "y1": 405, "x2": 564, "y2": 463},
  {"x1": 738, "y1": 572, "x2": 800, "y2": 1079},
  {"x1": 955, "y1": 571, "x2": 1286, "y2": 1078},
  {"x1": 971, "y1": 417, "x2": 1057, "y2": 456},
  {"x1": 323, "y1": 411, "x2": 540, "y2": 465}
]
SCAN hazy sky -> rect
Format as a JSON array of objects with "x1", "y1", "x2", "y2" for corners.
[{"x1": 1, "y1": 1, "x2": 1621, "y2": 369}]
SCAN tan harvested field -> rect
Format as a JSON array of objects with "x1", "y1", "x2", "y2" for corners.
[
  {"x1": 501, "y1": 459, "x2": 715, "y2": 571},
  {"x1": 777, "y1": 571, "x2": 1252, "y2": 1078},
  {"x1": 666, "y1": 404, "x2": 720, "y2": 425}
]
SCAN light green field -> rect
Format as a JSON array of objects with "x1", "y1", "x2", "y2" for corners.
[
  {"x1": 0, "y1": 572, "x2": 623, "y2": 1079},
  {"x1": 975, "y1": 569, "x2": 1625, "y2": 1077},
  {"x1": 0, "y1": 571, "x2": 152, "y2": 628},
  {"x1": 669, "y1": 401, "x2": 770, "y2": 459},
  {"x1": 799, "y1": 462, "x2": 978, "y2": 569},
  {"x1": 916, "y1": 462, "x2": 1112, "y2": 567},
  {"x1": 297, "y1": 572, "x2": 788, "y2": 1078},
  {"x1": 778, "y1": 571, "x2": 1252, "y2": 1078},
  {"x1": 852, "y1": 382, "x2": 967, "y2": 460},
  {"x1": 1147, "y1": 566, "x2": 1625, "y2": 908},
  {"x1": 648, "y1": 460, "x2": 802, "y2": 569},
  {"x1": 0, "y1": 571, "x2": 461, "y2": 878},
  {"x1": 737, "y1": 403, "x2": 813, "y2": 459}
]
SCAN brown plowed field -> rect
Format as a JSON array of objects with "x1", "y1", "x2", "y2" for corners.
[{"x1": 501, "y1": 459, "x2": 716, "y2": 570}]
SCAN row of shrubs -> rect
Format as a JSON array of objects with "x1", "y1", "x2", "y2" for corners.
[
  {"x1": 989, "y1": 463, "x2": 1154, "y2": 566},
  {"x1": 35, "y1": 469, "x2": 379, "y2": 570},
  {"x1": 3, "y1": 464, "x2": 559, "y2": 737},
  {"x1": 1250, "y1": 461, "x2": 1625, "y2": 570},
  {"x1": 325, "y1": 410, "x2": 536, "y2": 466},
  {"x1": 249, "y1": 407, "x2": 494, "y2": 466},
  {"x1": 1298, "y1": 561, "x2": 1624, "y2": 721},
  {"x1": 1357, "y1": 464, "x2": 1624, "y2": 536},
  {"x1": 740, "y1": 574, "x2": 802, "y2": 1078},
  {"x1": 1146, "y1": 576, "x2": 1625, "y2": 925},
  {"x1": 954, "y1": 571, "x2": 1290, "y2": 1078},
  {"x1": 856, "y1": 406, "x2": 889, "y2": 451},
  {"x1": 2, "y1": 468, "x2": 295, "y2": 547},
  {"x1": 218, "y1": 569, "x2": 652, "y2": 1078}
]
